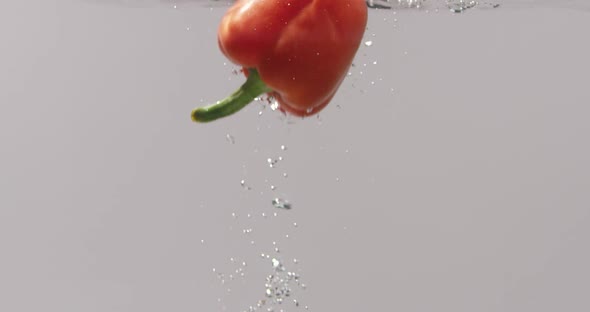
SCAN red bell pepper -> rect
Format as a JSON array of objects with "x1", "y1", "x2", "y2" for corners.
[{"x1": 192, "y1": 0, "x2": 368, "y2": 122}]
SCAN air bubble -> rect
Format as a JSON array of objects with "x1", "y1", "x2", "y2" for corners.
[
  {"x1": 267, "y1": 158, "x2": 279, "y2": 168},
  {"x1": 240, "y1": 180, "x2": 252, "y2": 190},
  {"x1": 270, "y1": 101, "x2": 279, "y2": 111},
  {"x1": 272, "y1": 198, "x2": 292, "y2": 210},
  {"x1": 271, "y1": 258, "x2": 283, "y2": 270},
  {"x1": 447, "y1": 0, "x2": 479, "y2": 13}
]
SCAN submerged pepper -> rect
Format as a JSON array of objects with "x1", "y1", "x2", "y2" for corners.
[{"x1": 192, "y1": 0, "x2": 368, "y2": 122}]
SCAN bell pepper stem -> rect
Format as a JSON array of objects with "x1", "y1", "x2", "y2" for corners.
[{"x1": 191, "y1": 68, "x2": 272, "y2": 123}]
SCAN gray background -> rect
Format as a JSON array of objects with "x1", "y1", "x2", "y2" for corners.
[{"x1": 1, "y1": 1, "x2": 589, "y2": 311}]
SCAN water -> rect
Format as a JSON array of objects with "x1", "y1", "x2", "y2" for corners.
[{"x1": 3, "y1": 1, "x2": 589, "y2": 312}]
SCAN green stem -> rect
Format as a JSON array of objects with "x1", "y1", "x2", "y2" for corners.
[{"x1": 191, "y1": 68, "x2": 272, "y2": 123}]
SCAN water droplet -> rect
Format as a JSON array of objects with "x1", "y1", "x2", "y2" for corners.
[
  {"x1": 283, "y1": 173, "x2": 288, "y2": 178},
  {"x1": 280, "y1": 145, "x2": 287, "y2": 151},
  {"x1": 226, "y1": 134, "x2": 235, "y2": 144},
  {"x1": 200, "y1": 239, "x2": 205, "y2": 244},
  {"x1": 270, "y1": 101, "x2": 279, "y2": 111},
  {"x1": 293, "y1": 222, "x2": 298, "y2": 227},
  {"x1": 272, "y1": 198, "x2": 292, "y2": 210},
  {"x1": 364, "y1": 40, "x2": 373, "y2": 47},
  {"x1": 270, "y1": 185, "x2": 276, "y2": 190}
]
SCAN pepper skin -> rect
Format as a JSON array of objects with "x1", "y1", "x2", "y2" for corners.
[{"x1": 192, "y1": 0, "x2": 367, "y2": 122}]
